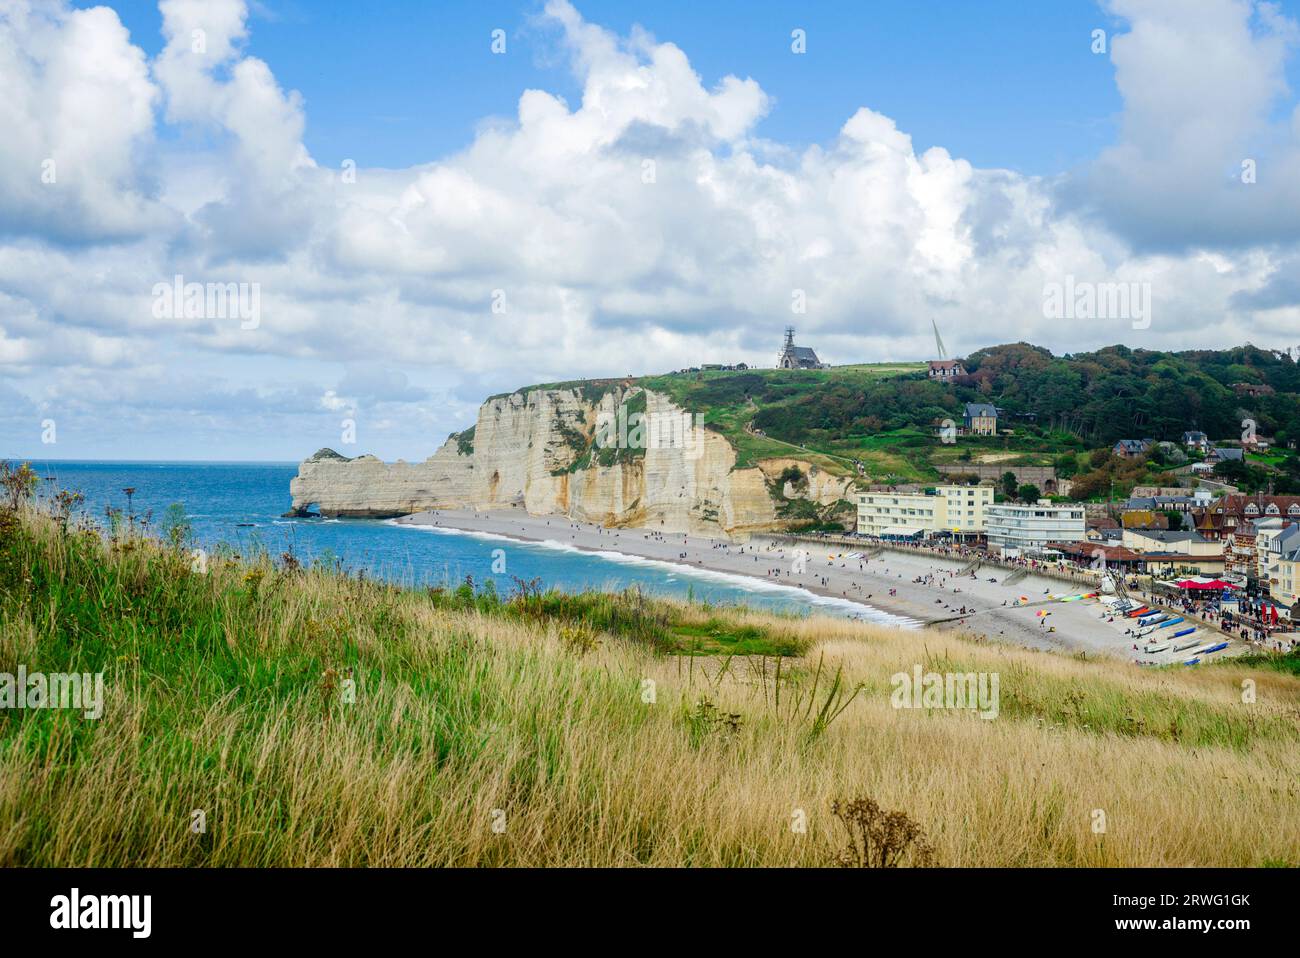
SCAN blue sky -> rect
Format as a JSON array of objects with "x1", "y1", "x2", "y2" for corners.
[
  {"x1": 6, "y1": 0, "x2": 1300, "y2": 460},
  {"x1": 98, "y1": 0, "x2": 1131, "y2": 174}
]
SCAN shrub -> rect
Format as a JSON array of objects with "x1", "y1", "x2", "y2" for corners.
[{"x1": 831, "y1": 795, "x2": 935, "y2": 867}]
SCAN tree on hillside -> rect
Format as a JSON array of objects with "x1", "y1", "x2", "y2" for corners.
[
  {"x1": 1213, "y1": 458, "x2": 1276, "y2": 493},
  {"x1": 1017, "y1": 483, "x2": 1041, "y2": 503},
  {"x1": 1000, "y1": 471, "x2": 1018, "y2": 500},
  {"x1": 1213, "y1": 459, "x2": 1250, "y2": 484},
  {"x1": 1069, "y1": 469, "x2": 1108, "y2": 500},
  {"x1": 1053, "y1": 453, "x2": 1079, "y2": 478}
]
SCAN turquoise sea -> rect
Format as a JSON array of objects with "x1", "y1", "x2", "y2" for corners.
[{"x1": 26, "y1": 460, "x2": 905, "y2": 624}]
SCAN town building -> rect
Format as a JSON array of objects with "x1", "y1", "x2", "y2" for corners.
[
  {"x1": 1112, "y1": 438, "x2": 1153, "y2": 459},
  {"x1": 1204, "y1": 446, "x2": 1245, "y2": 466},
  {"x1": 1273, "y1": 547, "x2": 1300, "y2": 612},
  {"x1": 1253, "y1": 518, "x2": 1300, "y2": 598},
  {"x1": 1190, "y1": 444, "x2": 1246, "y2": 475},
  {"x1": 1050, "y1": 541, "x2": 1145, "y2": 572},
  {"x1": 1128, "y1": 487, "x2": 1214, "y2": 509},
  {"x1": 1120, "y1": 509, "x2": 1169, "y2": 530},
  {"x1": 963, "y1": 402, "x2": 998, "y2": 436},
  {"x1": 777, "y1": 327, "x2": 827, "y2": 369},
  {"x1": 1131, "y1": 493, "x2": 1210, "y2": 515},
  {"x1": 856, "y1": 484, "x2": 994, "y2": 539},
  {"x1": 985, "y1": 501, "x2": 1086, "y2": 557},
  {"x1": 1137, "y1": 552, "x2": 1226, "y2": 576},
  {"x1": 927, "y1": 359, "x2": 966, "y2": 380},
  {"x1": 1085, "y1": 516, "x2": 1121, "y2": 542},
  {"x1": 1114, "y1": 529, "x2": 1225, "y2": 575},
  {"x1": 1194, "y1": 494, "x2": 1300, "y2": 541},
  {"x1": 1182, "y1": 430, "x2": 1209, "y2": 453},
  {"x1": 1224, "y1": 521, "x2": 1258, "y2": 579}
]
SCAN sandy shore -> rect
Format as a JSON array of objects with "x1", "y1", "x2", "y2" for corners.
[{"x1": 392, "y1": 509, "x2": 1240, "y2": 664}]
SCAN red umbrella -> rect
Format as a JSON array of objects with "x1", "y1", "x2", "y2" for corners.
[
  {"x1": 1176, "y1": 579, "x2": 1237, "y2": 590},
  {"x1": 1270, "y1": 604, "x2": 1279, "y2": 626}
]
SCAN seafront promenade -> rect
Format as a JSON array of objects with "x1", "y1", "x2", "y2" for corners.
[{"x1": 774, "y1": 532, "x2": 1116, "y2": 591}]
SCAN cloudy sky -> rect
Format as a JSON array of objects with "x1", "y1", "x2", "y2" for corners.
[{"x1": 3, "y1": 0, "x2": 1300, "y2": 461}]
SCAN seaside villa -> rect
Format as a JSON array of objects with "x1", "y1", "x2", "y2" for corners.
[
  {"x1": 856, "y1": 484, "x2": 994, "y2": 539},
  {"x1": 963, "y1": 403, "x2": 998, "y2": 436},
  {"x1": 927, "y1": 359, "x2": 966, "y2": 380}
]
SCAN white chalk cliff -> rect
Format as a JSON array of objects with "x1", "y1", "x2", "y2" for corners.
[{"x1": 289, "y1": 384, "x2": 854, "y2": 535}]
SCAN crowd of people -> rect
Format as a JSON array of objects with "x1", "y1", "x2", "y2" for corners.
[
  {"x1": 1132, "y1": 587, "x2": 1300, "y2": 652},
  {"x1": 800, "y1": 531, "x2": 1103, "y2": 585},
  {"x1": 800, "y1": 531, "x2": 1300, "y2": 655}
]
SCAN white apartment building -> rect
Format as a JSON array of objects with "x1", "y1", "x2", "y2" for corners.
[
  {"x1": 1252, "y1": 518, "x2": 1300, "y2": 597},
  {"x1": 1274, "y1": 547, "x2": 1300, "y2": 611},
  {"x1": 985, "y1": 500, "x2": 1086, "y2": 557},
  {"x1": 856, "y1": 484, "x2": 994, "y2": 538}
]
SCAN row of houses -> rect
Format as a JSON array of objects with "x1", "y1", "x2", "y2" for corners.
[
  {"x1": 1194, "y1": 495, "x2": 1300, "y2": 610},
  {"x1": 1052, "y1": 528, "x2": 1227, "y2": 577},
  {"x1": 1113, "y1": 433, "x2": 1265, "y2": 462},
  {"x1": 1094, "y1": 499, "x2": 1300, "y2": 613}
]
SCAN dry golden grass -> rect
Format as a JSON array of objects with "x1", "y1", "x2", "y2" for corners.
[{"x1": 1, "y1": 509, "x2": 1297, "y2": 867}]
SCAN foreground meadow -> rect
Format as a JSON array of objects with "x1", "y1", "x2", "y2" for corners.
[{"x1": 1, "y1": 507, "x2": 1297, "y2": 867}]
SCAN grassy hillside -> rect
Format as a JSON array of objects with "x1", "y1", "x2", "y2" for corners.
[
  {"x1": 507, "y1": 343, "x2": 1300, "y2": 495},
  {"x1": 2, "y1": 506, "x2": 1298, "y2": 867},
  {"x1": 641, "y1": 363, "x2": 927, "y2": 473}
]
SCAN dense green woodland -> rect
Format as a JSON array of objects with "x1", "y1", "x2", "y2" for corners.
[{"x1": 750, "y1": 343, "x2": 1300, "y2": 449}]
